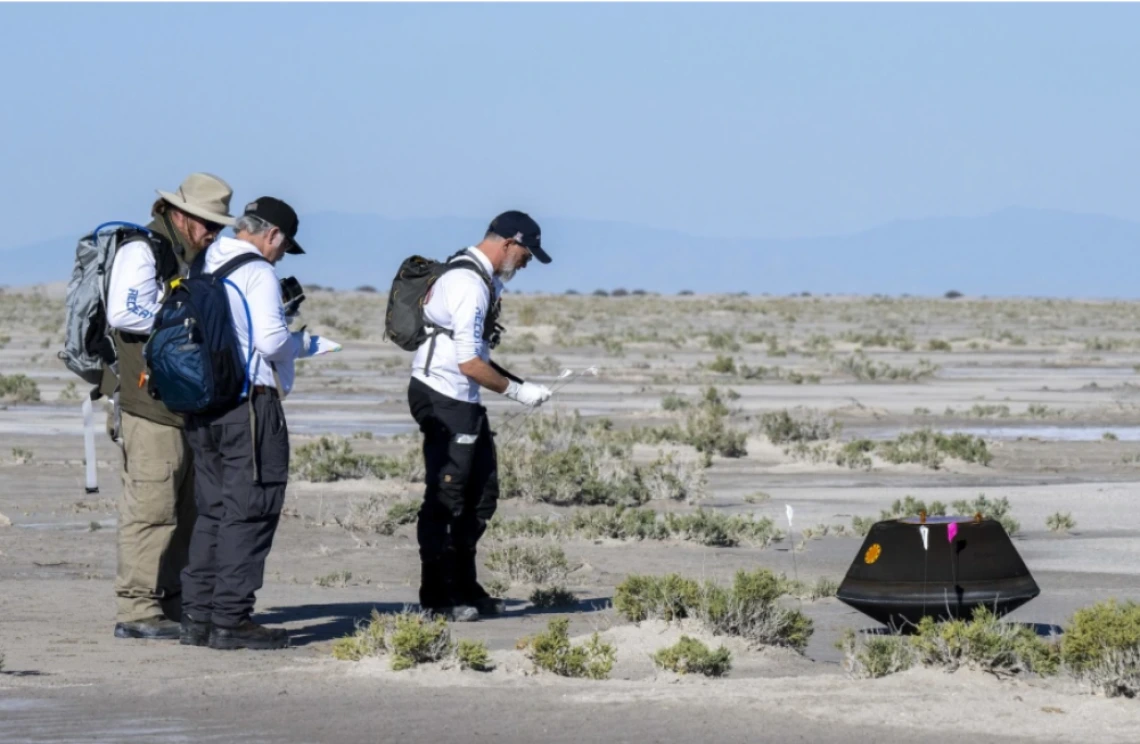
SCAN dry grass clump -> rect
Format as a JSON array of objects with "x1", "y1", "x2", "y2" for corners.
[
  {"x1": 838, "y1": 606, "x2": 1058, "y2": 679},
  {"x1": 486, "y1": 506, "x2": 783, "y2": 548},
  {"x1": 614, "y1": 569, "x2": 813, "y2": 652},
  {"x1": 332, "y1": 609, "x2": 454, "y2": 670},
  {"x1": 653, "y1": 636, "x2": 732, "y2": 677},
  {"x1": 485, "y1": 542, "x2": 573, "y2": 586},
  {"x1": 784, "y1": 428, "x2": 990, "y2": 471},
  {"x1": 758, "y1": 408, "x2": 840, "y2": 445},
  {"x1": 841, "y1": 600, "x2": 1140, "y2": 695},
  {"x1": 950, "y1": 494, "x2": 1019, "y2": 536},
  {"x1": 628, "y1": 387, "x2": 748, "y2": 462},
  {"x1": 335, "y1": 497, "x2": 420, "y2": 535},
  {"x1": 831, "y1": 352, "x2": 938, "y2": 382},
  {"x1": 0, "y1": 374, "x2": 40, "y2": 402},
  {"x1": 498, "y1": 411, "x2": 707, "y2": 506},
  {"x1": 291, "y1": 435, "x2": 417, "y2": 482},
  {"x1": 877, "y1": 428, "x2": 992, "y2": 469},
  {"x1": 519, "y1": 617, "x2": 616, "y2": 680},
  {"x1": 1046, "y1": 511, "x2": 1077, "y2": 533}
]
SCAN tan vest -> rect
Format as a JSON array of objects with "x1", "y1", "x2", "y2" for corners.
[{"x1": 98, "y1": 218, "x2": 199, "y2": 428}]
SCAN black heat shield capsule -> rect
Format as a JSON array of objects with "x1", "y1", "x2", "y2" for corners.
[{"x1": 835, "y1": 515, "x2": 1040, "y2": 629}]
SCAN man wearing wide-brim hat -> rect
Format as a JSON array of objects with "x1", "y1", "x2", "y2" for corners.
[{"x1": 101, "y1": 172, "x2": 236, "y2": 640}]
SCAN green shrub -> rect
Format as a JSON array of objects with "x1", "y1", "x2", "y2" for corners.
[
  {"x1": 485, "y1": 543, "x2": 572, "y2": 586},
  {"x1": 456, "y1": 639, "x2": 494, "y2": 672},
  {"x1": 1061, "y1": 600, "x2": 1140, "y2": 674},
  {"x1": 498, "y1": 411, "x2": 707, "y2": 505},
  {"x1": 521, "y1": 617, "x2": 616, "y2": 680},
  {"x1": 1045, "y1": 511, "x2": 1076, "y2": 533},
  {"x1": 653, "y1": 636, "x2": 732, "y2": 677},
  {"x1": 926, "y1": 339, "x2": 952, "y2": 352},
  {"x1": 291, "y1": 435, "x2": 408, "y2": 482},
  {"x1": 836, "y1": 629, "x2": 915, "y2": 678},
  {"x1": 332, "y1": 609, "x2": 454, "y2": 670},
  {"x1": 851, "y1": 515, "x2": 876, "y2": 536},
  {"x1": 878, "y1": 429, "x2": 992, "y2": 469},
  {"x1": 832, "y1": 352, "x2": 938, "y2": 382},
  {"x1": 880, "y1": 496, "x2": 947, "y2": 521},
  {"x1": 950, "y1": 494, "x2": 1019, "y2": 536},
  {"x1": 0, "y1": 374, "x2": 40, "y2": 402},
  {"x1": 488, "y1": 506, "x2": 781, "y2": 548},
  {"x1": 759, "y1": 409, "x2": 839, "y2": 445},
  {"x1": 529, "y1": 586, "x2": 577, "y2": 608},
  {"x1": 614, "y1": 569, "x2": 813, "y2": 652},
  {"x1": 707, "y1": 355, "x2": 737, "y2": 374},
  {"x1": 910, "y1": 607, "x2": 1059, "y2": 677}
]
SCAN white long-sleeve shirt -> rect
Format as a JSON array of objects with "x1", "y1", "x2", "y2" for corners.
[
  {"x1": 411, "y1": 247, "x2": 502, "y2": 403},
  {"x1": 201, "y1": 236, "x2": 303, "y2": 397},
  {"x1": 106, "y1": 239, "x2": 164, "y2": 334}
]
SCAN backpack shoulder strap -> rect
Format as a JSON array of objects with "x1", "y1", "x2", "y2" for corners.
[
  {"x1": 441, "y1": 249, "x2": 495, "y2": 295},
  {"x1": 195, "y1": 252, "x2": 269, "y2": 281}
]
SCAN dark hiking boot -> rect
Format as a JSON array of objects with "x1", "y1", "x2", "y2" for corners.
[
  {"x1": 180, "y1": 617, "x2": 212, "y2": 647},
  {"x1": 423, "y1": 604, "x2": 480, "y2": 623},
  {"x1": 473, "y1": 596, "x2": 506, "y2": 617},
  {"x1": 114, "y1": 616, "x2": 180, "y2": 640},
  {"x1": 209, "y1": 620, "x2": 289, "y2": 651}
]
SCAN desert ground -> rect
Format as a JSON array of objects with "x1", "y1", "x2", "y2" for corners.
[{"x1": 2, "y1": 283, "x2": 1140, "y2": 743}]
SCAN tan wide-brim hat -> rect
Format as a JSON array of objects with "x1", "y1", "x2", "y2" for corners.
[{"x1": 156, "y1": 172, "x2": 236, "y2": 226}]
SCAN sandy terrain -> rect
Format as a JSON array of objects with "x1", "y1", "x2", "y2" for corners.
[{"x1": 2, "y1": 286, "x2": 1139, "y2": 743}]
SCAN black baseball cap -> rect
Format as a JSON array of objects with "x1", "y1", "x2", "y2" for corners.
[
  {"x1": 244, "y1": 196, "x2": 304, "y2": 254},
  {"x1": 488, "y1": 210, "x2": 550, "y2": 264}
]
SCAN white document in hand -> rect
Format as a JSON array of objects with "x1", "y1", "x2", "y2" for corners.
[{"x1": 311, "y1": 336, "x2": 342, "y2": 355}]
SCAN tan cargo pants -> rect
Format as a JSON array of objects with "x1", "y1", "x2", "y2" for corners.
[{"x1": 114, "y1": 410, "x2": 197, "y2": 623}]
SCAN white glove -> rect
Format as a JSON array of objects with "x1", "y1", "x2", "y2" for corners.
[{"x1": 505, "y1": 380, "x2": 552, "y2": 408}]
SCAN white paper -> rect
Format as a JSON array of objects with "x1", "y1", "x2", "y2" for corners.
[
  {"x1": 311, "y1": 336, "x2": 342, "y2": 355},
  {"x1": 919, "y1": 525, "x2": 929, "y2": 551},
  {"x1": 785, "y1": 504, "x2": 794, "y2": 528}
]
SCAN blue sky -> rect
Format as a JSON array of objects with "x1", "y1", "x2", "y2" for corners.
[{"x1": 2, "y1": 2, "x2": 1139, "y2": 250}]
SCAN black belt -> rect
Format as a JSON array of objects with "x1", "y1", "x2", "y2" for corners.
[{"x1": 251, "y1": 385, "x2": 279, "y2": 398}]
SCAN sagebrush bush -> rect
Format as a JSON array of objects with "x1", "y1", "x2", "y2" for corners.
[
  {"x1": 910, "y1": 607, "x2": 1059, "y2": 677},
  {"x1": 332, "y1": 610, "x2": 454, "y2": 670},
  {"x1": 1060, "y1": 600, "x2": 1140, "y2": 673},
  {"x1": 832, "y1": 352, "x2": 938, "y2": 382},
  {"x1": 529, "y1": 586, "x2": 577, "y2": 608},
  {"x1": 456, "y1": 639, "x2": 493, "y2": 672},
  {"x1": 485, "y1": 543, "x2": 572, "y2": 585},
  {"x1": 487, "y1": 506, "x2": 782, "y2": 548},
  {"x1": 1046, "y1": 511, "x2": 1077, "y2": 533},
  {"x1": 613, "y1": 569, "x2": 813, "y2": 652},
  {"x1": 950, "y1": 494, "x2": 1019, "y2": 536},
  {"x1": 836, "y1": 629, "x2": 915, "y2": 678},
  {"x1": 291, "y1": 435, "x2": 412, "y2": 482},
  {"x1": 498, "y1": 411, "x2": 707, "y2": 506},
  {"x1": 878, "y1": 429, "x2": 992, "y2": 469},
  {"x1": 653, "y1": 636, "x2": 732, "y2": 677},
  {"x1": 759, "y1": 409, "x2": 839, "y2": 445},
  {"x1": 520, "y1": 617, "x2": 616, "y2": 680},
  {"x1": 0, "y1": 374, "x2": 40, "y2": 402},
  {"x1": 880, "y1": 496, "x2": 948, "y2": 521}
]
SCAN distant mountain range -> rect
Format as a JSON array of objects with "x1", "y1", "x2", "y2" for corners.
[{"x1": 3, "y1": 207, "x2": 1139, "y2": 298}]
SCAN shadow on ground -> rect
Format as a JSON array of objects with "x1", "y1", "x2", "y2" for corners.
[
  {"x1": 256, "y1": 596, "x2": 615, "y2": 646},
  {"x1": 256, "y1": 602, "x2": 409, "y2": 646}
]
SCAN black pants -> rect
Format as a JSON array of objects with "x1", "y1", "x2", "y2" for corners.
[
  {"x1": 407, "y1": 377, "x2": 499, "y2": 608},
  {"x1": 181, "y1": 390, "x2": 289, "y2": 628}
]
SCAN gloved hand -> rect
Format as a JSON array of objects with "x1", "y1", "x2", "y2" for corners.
[
  {"x1": 505, "y1": 380, "x2": 552, "y2": 408},
  {"x1": 294, "y1": 328, "x2": 343, "y2": 358}
]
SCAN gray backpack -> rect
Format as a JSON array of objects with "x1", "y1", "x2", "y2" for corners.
[{"x1": 58, "y1": 222, "x2": 154, "y2": 387}]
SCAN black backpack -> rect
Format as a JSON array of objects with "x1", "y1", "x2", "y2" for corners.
[
  {"x1": 384, "y1": 249, "x2": 502, "y2": 369},
  {"x1": 143, "y1": 252, "x2": 268, "y2": 414}
]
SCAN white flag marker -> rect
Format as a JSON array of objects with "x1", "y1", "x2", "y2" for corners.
[{"x1": 919, "y1": 525, "x2": 929, "y2": 551}]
